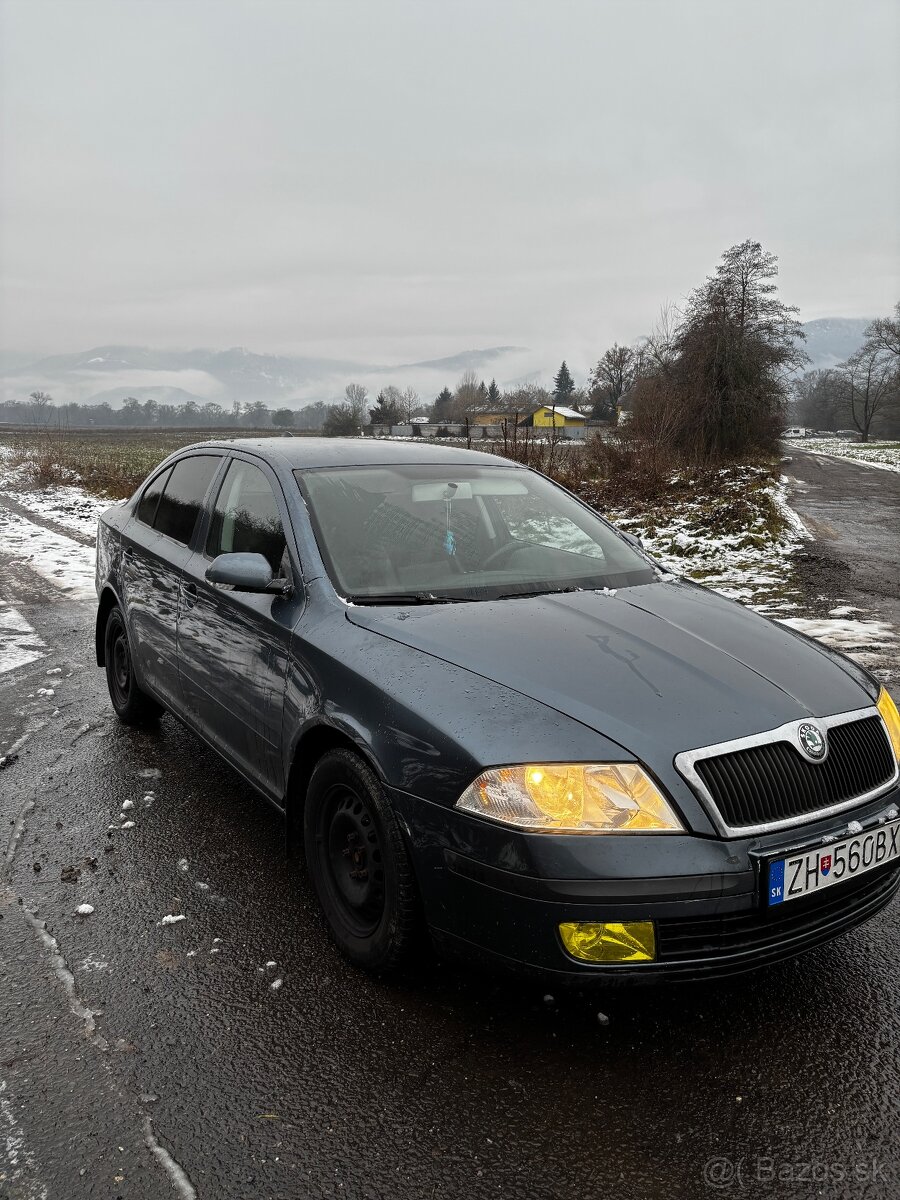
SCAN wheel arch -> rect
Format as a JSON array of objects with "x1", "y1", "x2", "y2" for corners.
[
  {"x1": 284, "y1": 722, "x2": 386, "y2": 841},
  {"x1": 95, "y1": 585, "x2": 122, "y2": 666}
]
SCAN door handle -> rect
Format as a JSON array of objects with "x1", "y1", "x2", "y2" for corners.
[{"x1": 182, "y1": 581, "x2": 198, "y2": 609}]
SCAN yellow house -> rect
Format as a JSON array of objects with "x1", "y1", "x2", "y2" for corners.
[{"x1": 522, "y1": 405, "x2": 587, "y2": 428}]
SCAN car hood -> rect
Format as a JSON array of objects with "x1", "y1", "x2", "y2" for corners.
[{"x1": 346, "y1": 581, "x2": 875, "y2": 763}]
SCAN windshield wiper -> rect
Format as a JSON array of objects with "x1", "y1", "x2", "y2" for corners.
[
  {"x1": 496, "y1": 585, "x2": 584, "y2": 600},
  {"x1": 347, "y1": 592, "x2": 475, "y2": 606}
]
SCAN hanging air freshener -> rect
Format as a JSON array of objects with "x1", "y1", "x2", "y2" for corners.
[{"x1": 444, "y1": 485, "x2": 458, "y2": 556}]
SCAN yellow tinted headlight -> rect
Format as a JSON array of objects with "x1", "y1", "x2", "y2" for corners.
[
  {"x1": 456, "y1": 763, "x2": 683, "y2": 832},
  {"x1": 878, "y1": 687, "x2": 900, "y2": 761}
]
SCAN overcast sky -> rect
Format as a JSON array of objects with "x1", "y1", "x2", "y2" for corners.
[{"x1": 1, "y1": 0, "x2": 898, "y2": 369}]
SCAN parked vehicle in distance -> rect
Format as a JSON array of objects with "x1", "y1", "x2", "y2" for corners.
[
  {"x1": 95, "y1": 439, "x2": 900, "y2": 980},
  {"x1": 783, "y1": 427, "x2": 811, "y2": 438},
  {"x1": 835, "y1": 430, "x2": 863, "y2": 441},
  {"x1": 813, "y1": 430, "x2": 838, "y2": 438}
]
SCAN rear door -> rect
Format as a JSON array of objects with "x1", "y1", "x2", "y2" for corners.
[
  {"x1": 177, "y1": 454, "x2": 304, "y2": 798},
  {"x1": 121, "y1": 453, "x2": 223, "y2": 707}
]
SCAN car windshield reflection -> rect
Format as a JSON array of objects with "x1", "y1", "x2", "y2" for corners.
[{"x1": 296, "y1": 464, "x2": 655, "y2": 601}]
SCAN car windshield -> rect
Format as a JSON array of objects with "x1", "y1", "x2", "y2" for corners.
[{"x1": 296, "y1": 464, "x2": 656, "y2": 602}]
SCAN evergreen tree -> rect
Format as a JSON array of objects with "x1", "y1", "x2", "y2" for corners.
[
  {"x1": 369, "y1": 389, "x2": 404, "y2": 424},
  {"x1": 553, "y1": 361, "x2": 575, "y2": 405},
  {"x1": 487, "y1": 379, "x2": 500, "y2": 405},
  {"x1": 433, "y1": 386, "x2": 454, "y2": 421}
]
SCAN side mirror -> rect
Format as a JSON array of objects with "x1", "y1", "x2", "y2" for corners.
[
  {"x1": 620, "y1": 530, "x2": 644, "y2": 551},
  {"x1": 206, "y1": 552, "x2": 290, "y2": 595}
]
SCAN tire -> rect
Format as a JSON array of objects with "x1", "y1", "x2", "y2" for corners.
[
  {"x1": 104, "y1": 606, "x2": 163, "y2": 725},
  {"x1": 304, "y1": 748, "x2": 421, "y2": 971}
]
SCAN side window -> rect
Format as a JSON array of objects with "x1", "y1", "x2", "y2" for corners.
[
  {"x1": 206, "y1": 460, "x2": 288, "y2": 576},
  {"x1": 136, "y1": 467, "x2": 171, "y2": 527},
  {"x1": 154, "y1": 456, "x2": 220, "y2": 546}
]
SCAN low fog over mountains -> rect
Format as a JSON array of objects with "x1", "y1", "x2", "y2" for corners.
[
  {"x1": 0, "y1": 319, "x2": 870, "y2": 412},
  {"x1": 0, "y1": 344, "x2": 529, "y2": 411}
]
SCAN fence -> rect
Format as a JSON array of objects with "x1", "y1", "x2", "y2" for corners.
[{"x1": 368, "y1": 422, "x2": 590, "y2": 442}]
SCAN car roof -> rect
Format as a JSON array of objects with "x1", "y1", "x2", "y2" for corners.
[{"x1": 189, "y1": 437, "x2": 519, "y2": 470}]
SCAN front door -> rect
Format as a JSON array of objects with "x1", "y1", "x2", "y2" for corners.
[{"x1": 177, "y1": 455, "x2": 303, "y2": 799}]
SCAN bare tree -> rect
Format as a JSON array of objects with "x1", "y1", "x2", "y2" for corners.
[
  {"x1": 499, "y1": 382, "x2": 551, "y2": 416},
  {"x1": 672, "y1": 241, "x2": 807, "y2": 458},
  {"x1": 864, "y1": 302, "x2": 900, "y2": 361},
  {"x1": 839, "y1": 343, "x2": 897, "y2": 441},
  {"x1": 28, "y1": 390, "x2": 54, "y2": 426},
  {"x1": 588, "y1": 344, "x2": 636, "y2": 419},
  {"x1": 401, "y1": 386, "x2": 419, "y2": 422},
  {"x1": 639, "y1": 303, "x2": 680, "y2": 376},
  {"x1": 344, "y1": 383, "x2": 369, "y2": 425},
  {"x1": 452, "y1": 369, "x2": 482, "y2": 417},
  {"x1": 792, "y1": 369, "x2": 850, "y2": 431}
]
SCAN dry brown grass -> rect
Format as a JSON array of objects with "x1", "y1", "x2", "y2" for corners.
[{"x1": 0, "y1": 426, "x2": 291, "y2": 498}]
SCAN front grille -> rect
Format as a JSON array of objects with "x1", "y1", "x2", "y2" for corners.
[
  {"x1": 657, "y1": 863, "x2": 900, "y2": 964},
  {"x1": 694, "y1": 716, "x2": 895, "y2": 831}
]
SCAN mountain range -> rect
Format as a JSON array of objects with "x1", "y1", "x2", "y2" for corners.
[
  {"x1": 0, "y1": 319, "x2": 872, "y2": 410},
  {"x1": 0, "y1": 344, "x2": 527, "y2": 410}
]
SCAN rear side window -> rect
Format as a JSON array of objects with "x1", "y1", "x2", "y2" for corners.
[
  {"x1": 206, "y1": 460, "x2": 288, "y2": 575},
  {"x1": 154, "y1": 455, "x2": 220, "y2": 546},
  {"x1": 136, "y1": 467, "x2": 171, "y2": 527}
]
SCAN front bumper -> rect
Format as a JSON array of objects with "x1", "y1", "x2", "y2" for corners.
[{"x1": 390, "y1": 786, "x2": 900, "y2": 982}]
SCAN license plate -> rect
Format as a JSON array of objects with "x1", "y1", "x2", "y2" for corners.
[{"x1": 767, "y1": 820, "x2": 900, "y2": 906}]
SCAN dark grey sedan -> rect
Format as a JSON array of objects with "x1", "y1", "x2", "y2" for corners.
[{"x1": 95, "y1": 438, "x2": 900, "y2": 979}]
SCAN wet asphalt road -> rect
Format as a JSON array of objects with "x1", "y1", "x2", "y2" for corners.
[
  {"x1": 1, "y1": 461, "x2": 900, "y2": 1200},
  {"x1": 786, "y1": 449, "x2": 900, "y2": 687}
]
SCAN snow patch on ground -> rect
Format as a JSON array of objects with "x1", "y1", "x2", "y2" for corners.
[
  {"x1": 0, "y1": 454, "x2": 113, "y2": 537},
  {"x1": 608, "y1": 471, "x2": 808, "y2": 617},
  {"x1": 791, "y1": 438, "x2": 900, "y2": 473},
  {"x1": 0, "y1": 600, "x2": 46, "y2": 674},
  {"x1": 776, "y1": 616, "x2": 897, "y2": 663},
  {"x1": 0, "y1": 1078, "x2": 49, "y2": 1200},
  {"x1": 143, "y1": 1115, "x2": 198, "y2": 1200},
  {"x1": 0, "y1": 508, "x2": 95, "y2": 598}
]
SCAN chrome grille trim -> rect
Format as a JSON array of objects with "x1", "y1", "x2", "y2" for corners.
[{"x1": 674, "y1": 705, "x2": 899, "y2": 838}]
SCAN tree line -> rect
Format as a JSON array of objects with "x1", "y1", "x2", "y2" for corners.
[{"x1": 0, "y1": 393, "x2": 328, "y2": 431}]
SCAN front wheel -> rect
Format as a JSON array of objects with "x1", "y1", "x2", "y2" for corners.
[
  {"x1": 104, "y1": 606, "x2": 163, "y2": 725},
  {"x1": 304, "y1": 749, "x2": 421, "y2": 971}
]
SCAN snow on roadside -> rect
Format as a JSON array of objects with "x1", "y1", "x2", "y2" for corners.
[
  {"x1": 0, "y1": 508, "x2": 96, "y2": 598},
  {"x1": 603, "y1": 466, "x2": 899, "y2": 675},
  {"x1": 0, "y1": 600, "x2": 46, "y2": 674},
  {"x1": 607, "y1": 470, "x2": 809, "y2": 617},
  {"x1": 8, "y1": 484, "x2": 109, "y2": 540},
  {"x1": 0, "y1": 454, "x2": 111, "y2": 539},
  {"x1": 790, "y1": 438, "x2": 900, "y2": 473},
  {"x1": 776, "y1": 616, "x2": 897, "y2": 671}
]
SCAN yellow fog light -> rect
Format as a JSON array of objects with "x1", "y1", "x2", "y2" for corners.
[
  {"x1": 877, "y1": 687, "x2": 900, "y2": 762},
  {"x1": 559, "y1": 920, "x2": 656, "y2": 964}
]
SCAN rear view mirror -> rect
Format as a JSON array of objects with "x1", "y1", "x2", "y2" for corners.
[
  {"x1": 620, "y1": 530, "x2": 645, "y2": 551},
  {"x1": 206, "y1": 552, "x2": 288, "y2": 594}
]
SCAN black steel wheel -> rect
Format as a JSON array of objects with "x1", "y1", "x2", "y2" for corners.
[
  {"x1": 104, "y1": 605, "x2": 163, "y2": 725},
  {"x1": 304, "y1": 748, "x2": 421, "y2": 970}
]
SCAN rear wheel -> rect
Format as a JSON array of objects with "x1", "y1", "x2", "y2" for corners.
[
  {"x1": 104, "y1": 606, "x2": 163, "y2": 725},
  {"x1": 304, "y1": 749, "x2": 421, "y2": 971}
]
